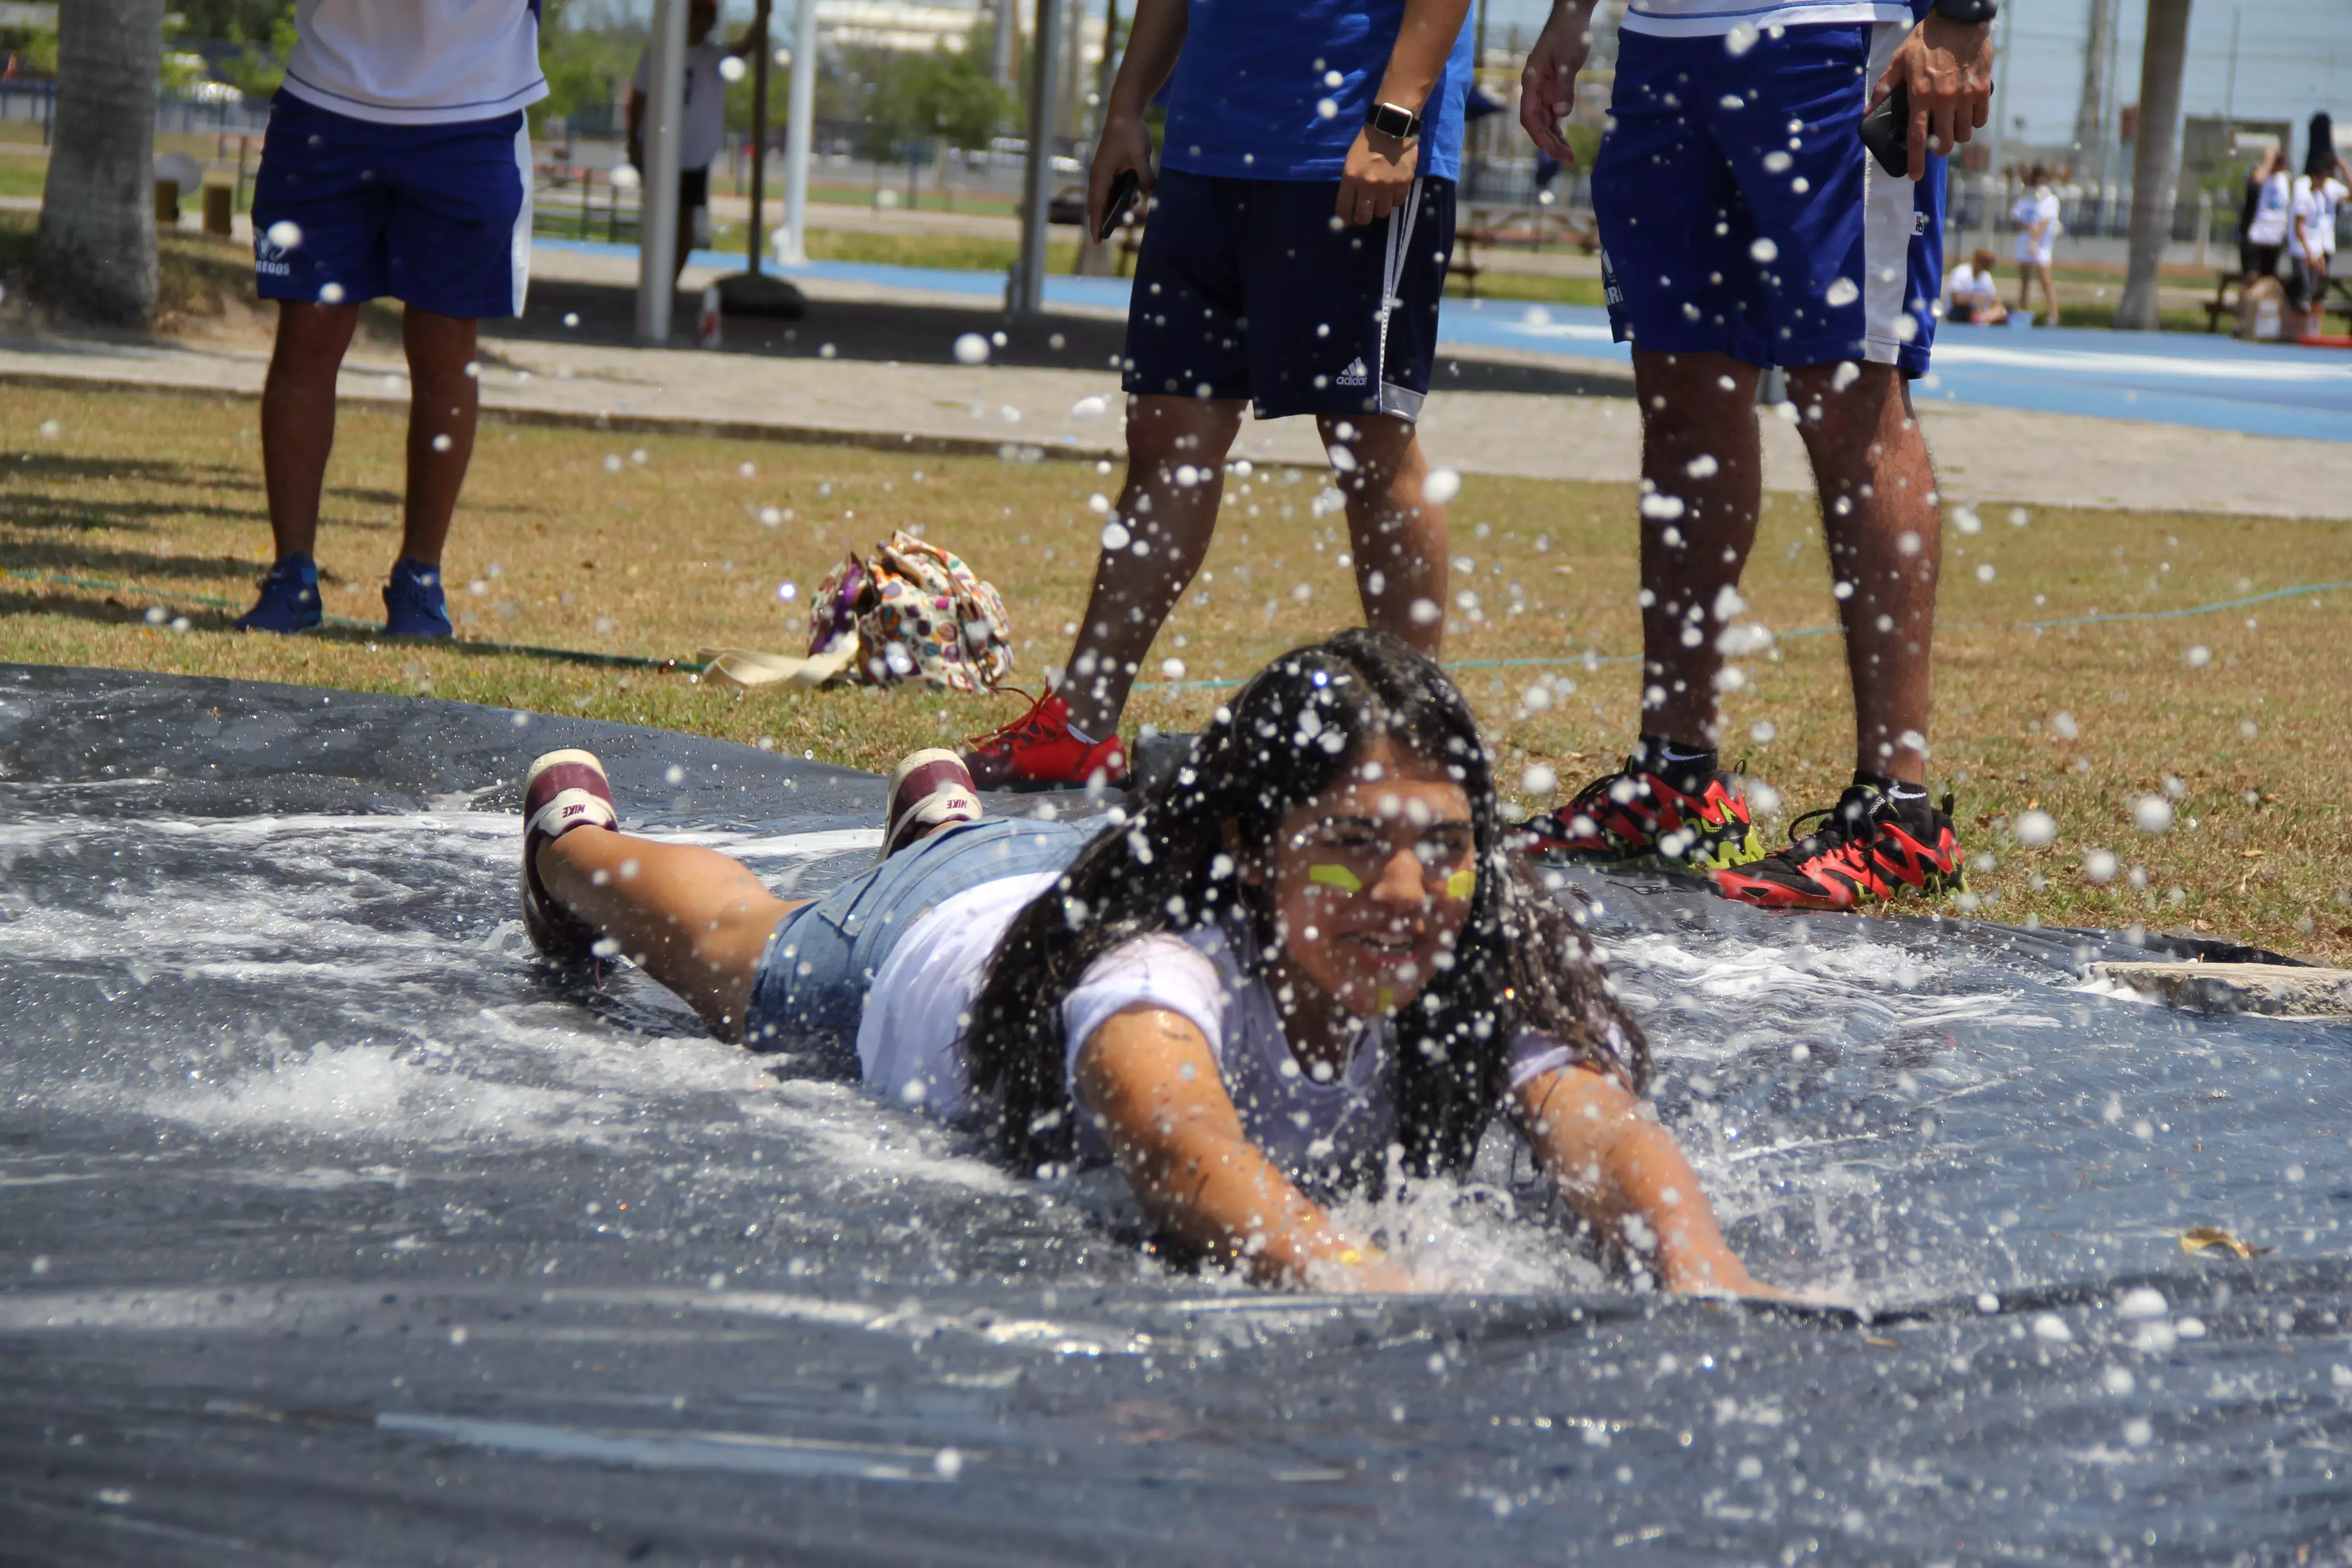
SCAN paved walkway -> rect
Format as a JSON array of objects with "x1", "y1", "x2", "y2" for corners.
[{"x1": 0, "y1": 242, "x2": 2345, "y2": 521}]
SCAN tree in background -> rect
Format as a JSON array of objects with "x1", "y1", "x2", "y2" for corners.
[
  {"x1": 35, "y1": 0, "x2": 165, "y2": 328},
  {"x1": 848, "y1": 31, "x2": 1012, "y2": 165},
  {"x1": 536, "y1": 0, "x2": 644, "y2": 138},
  {"x1": 2117, "y1": 0, "x2": 2192, "y2": 331}
]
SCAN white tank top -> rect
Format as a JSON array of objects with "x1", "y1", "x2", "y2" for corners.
[
  {"x1": 281, "y1": 0, "x2": 548, "y2": 127},
  {"x1": 1620, "y1": 0, "x2": 1917, "y2": 36}
]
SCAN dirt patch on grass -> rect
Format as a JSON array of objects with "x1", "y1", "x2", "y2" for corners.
[{"x1": 4, "y1": 380, "x2": 2348, "y2": 962}]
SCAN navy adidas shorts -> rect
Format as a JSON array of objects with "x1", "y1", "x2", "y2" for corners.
[
  {"x1": 1593, "y1": 22, "x2": 1945, "y2": 376},
  {"x1": 252, "y1": 91, "x2": 533, "y2": 319},
  {"x1": 1122, "y1": 168, "x2": 1455, "y2": 421}
]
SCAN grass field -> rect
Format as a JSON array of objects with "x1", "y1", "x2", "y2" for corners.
[{"x1": 4, "y1": 382, "x2": 2348, "y2": 964}]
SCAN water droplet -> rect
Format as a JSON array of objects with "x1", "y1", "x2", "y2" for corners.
[
  {"x1": 2183, "y1": 644, "x2": 2211, "y2": 669},
  {"x1": 2132, "y1": 795, "x2": 2174, "y2": 835},
  {"x1": 2013, "y1": 809, "x2": 2057, "y2": 848},
  {"x1": 265, "y1": 219, "x2": 303, "y2": 250},
  {"x1": 1422, "y1": 467, "x2": 1461, "y2": 504},
  {"x1": 953, "y1": 333, "x2": 990, "y2": 365}
]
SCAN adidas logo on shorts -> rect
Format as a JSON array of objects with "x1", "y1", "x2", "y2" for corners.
[{"x1": 1334, "y1": 357, "x2": 1370, "y2": 387}]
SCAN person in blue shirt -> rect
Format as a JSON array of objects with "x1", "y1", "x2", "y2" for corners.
[{"x1": 966, "y1": 0, "x2": 1475, "y2": 790}]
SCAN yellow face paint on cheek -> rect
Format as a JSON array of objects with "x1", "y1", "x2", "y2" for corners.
[
  {"x1": 1308, "y1": 863, "x2": 1365, "y2": 893},
  {"x1": 1445, "y1": 869, "x2": 1477, "y2": 901}
]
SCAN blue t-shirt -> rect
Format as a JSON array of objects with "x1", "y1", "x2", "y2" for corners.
[{"x1": 1160, "y1": 0, "x2": 1475, "y2": 183}]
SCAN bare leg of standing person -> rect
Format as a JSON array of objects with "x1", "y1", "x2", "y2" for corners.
[
  {"x1": 1318, "y1": 413, "x2": 1450, "y2": 658},
  {"x1": 1713, "y1": 358, "x2": 1959, "y2": 911},
  {"x1": 397, "y1": 308, "x2": 480, "y2": 569},
  {"x1": 259, "y1": 301, "x2": 361, "y2": 564},
  {"x1": 235, "y1": 301, "x2": 359, "y2": 632},
  {"x1": 1786, "y1": 360, "x2": 1938, "y2": 784},
  {"x1": 1051, "y1": 394, "x2": 1249, "y2": 749}
]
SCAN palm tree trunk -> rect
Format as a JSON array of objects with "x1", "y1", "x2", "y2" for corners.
[
  {"x1": 35, "y1": 0, "x2": 166, "y2": 328},
  {"x1": 2116, "y1": 0, "x2": 2192, "y2": 332}
]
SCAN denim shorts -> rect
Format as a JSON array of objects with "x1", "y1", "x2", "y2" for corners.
[{"x1": 742, "y1": 816, "x2": 1098, "y2": 1057}]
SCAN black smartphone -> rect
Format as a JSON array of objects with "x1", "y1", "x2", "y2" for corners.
[
  {"x1": 1860, "y1": 78, "x2": 1909, "y2": 178},
  {"x1": 1097, "y1": 168, "x2": 1142, "y2": 243}
]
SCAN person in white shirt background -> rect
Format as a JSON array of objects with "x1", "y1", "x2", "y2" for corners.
[
  {"x1": 2288, "y1": 111, "x2": 2349, "y2": 330},
  {"x1": 628, "y1": 0, "x2": 770, "y2": 291},
  {"x1": 2239, "y1": 142, "x2": 2291, "y2": 284},
  {"x1": 1945, "y1": 246, "x2": 2008, "y2": 325},
  {"x1": 2011, "y1": 162, "x2": 2060, "y2": 326}
]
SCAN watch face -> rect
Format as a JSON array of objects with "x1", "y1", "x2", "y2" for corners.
[{"x1": 1370, "y1": 103, "x2": 1416, "y2": 138}]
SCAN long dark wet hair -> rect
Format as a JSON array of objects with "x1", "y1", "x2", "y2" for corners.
[{"x1": 963, "y1": 629, "x2": 1650, "y2": 1180}]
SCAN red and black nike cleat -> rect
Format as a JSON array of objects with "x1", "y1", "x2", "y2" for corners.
[
  {"x1": 1516, "y1": 755, "x2": 1766, "y2": 872},
  {"x1": 1713, "y1": 784, "x2": 1962, "y2": 912}
]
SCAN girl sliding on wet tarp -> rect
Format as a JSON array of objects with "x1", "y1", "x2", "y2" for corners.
[{"x1": 516, "y1": 630, "x2": 1778, "y2": 1297}]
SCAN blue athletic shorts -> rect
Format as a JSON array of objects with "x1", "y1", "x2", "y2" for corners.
[
  {"x1": 1592, "y1": 21, "x2": 1945, "y2": 375},
  {"x1": 742, "y1": 817, "x2": 1097, "y2": 1057},
  {"x1": 1122, "y1": 168, "x2": 1456, "y2": 421},
  {"x1": 252, "y1": 91, "x2": 533, "y2": 318}
]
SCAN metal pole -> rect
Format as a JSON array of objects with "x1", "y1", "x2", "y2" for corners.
[
  {"x1": 635, "y1": 0, "x2": 686, "y2": 344},
  {"x1": 778, "y1": 0, "x2": 817, "y2": 264},
  {"x1": 1009, "y1": 0, "x2": 1063, "y2": 314},
  {"x1": 747, "y1": 0, "x2": 770, "y2": 275},
  {"x1": 2222, "y1": 5, "x2": 2240, "y2": 127},
  {"x1": 991, "y1": 0, "x2": 1017, "y2": 90}
]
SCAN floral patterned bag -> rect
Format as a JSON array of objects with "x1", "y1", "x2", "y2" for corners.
[{"x1": 700, "y1": 530, "x2": 1014, "y2": 694}]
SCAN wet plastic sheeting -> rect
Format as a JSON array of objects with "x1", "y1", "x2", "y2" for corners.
[{"x1": 1, "y1": 664, "x2": 2346, "y2": 1564}]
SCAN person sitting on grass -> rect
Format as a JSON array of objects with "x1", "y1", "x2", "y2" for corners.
[
  {"x1": 1945, "y1": 249, "x2": 2008, "y2": 325},
  {"x1": 518, "y1": 631, "x2": 1779, "y2": 1296}
]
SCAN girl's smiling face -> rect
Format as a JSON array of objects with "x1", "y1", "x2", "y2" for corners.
[{"x1": 1257, "y1": 737, "x2": 1477, "y2": 1022}]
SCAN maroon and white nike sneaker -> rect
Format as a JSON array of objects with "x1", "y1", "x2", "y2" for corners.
[
  {"x1": 521, "y1": 748, "x2": 618, "y2": 968},
  {"x1": 881, "y1": 748, "x2": 984, "y2": 860}
]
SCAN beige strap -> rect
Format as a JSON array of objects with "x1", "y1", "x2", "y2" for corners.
[{"x1": 694, "y1": 638, "x2": 859, "y2": 689}]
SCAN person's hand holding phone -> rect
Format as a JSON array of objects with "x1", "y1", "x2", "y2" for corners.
[
  {"x1": 1088, "y1": 111, "x2": 1155, "y2": 243},
  {"x1": 1868, "y1": 10, "x2": 1994, "y2": 182}
]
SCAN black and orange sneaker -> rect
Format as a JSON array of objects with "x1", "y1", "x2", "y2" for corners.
[
  {"x1": 1713, "y1": 782, "x2": 1961, "y2": 912},
  {"x1": 1516, "y1": 755, "x2": 1766, "y2": 872},
  {"x1": 964, "y1": 689, "x2": 1129, "y2": 790}
]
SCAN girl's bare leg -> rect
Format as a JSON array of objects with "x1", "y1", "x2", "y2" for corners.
[{"x1": 537, "y1": 827, "x2": 804, "y2": 1040}]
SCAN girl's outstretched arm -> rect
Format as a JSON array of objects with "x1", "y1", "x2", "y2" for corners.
[
  {"x1": 1517, "y1": 1064, "x2": 1784, "y2": 1298},
  {"x1": 1075, "y1": 1005, "x2": 1413, "y2": 1292}
]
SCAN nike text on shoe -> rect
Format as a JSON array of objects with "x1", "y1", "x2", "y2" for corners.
[
  {"x1": 1515, "y1": 755, "x2": 1764, "y2": 872},
  {"x1": 964, "y1": 689, "x2": 1129, "y2": 790},
  {"x1": 1713, "y1": 784, "x2": 1961, "y2": 913},
  {"x1": 522, "y1": 748, "x2": 618, "y2": 969},
  {"x1": 881, "y1": 749, "x2": 985, "y2": 860},
  {"x1": 234, "y1": 554, "x2": 322, "y2": 634},
  {"x1": 384, "y1": 556, "x2": 454, "y2": 639}
]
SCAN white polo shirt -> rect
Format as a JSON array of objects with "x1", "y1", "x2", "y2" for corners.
[
  {"x1": 1621, "y1": 0, "x2": 1916, "y2": 36},
  {"x1": 281, "y1": 0, "x2": 548, "y2": 127},
  {"x1": 632, "y1": 40, "x2": 734, "y2": 174}
]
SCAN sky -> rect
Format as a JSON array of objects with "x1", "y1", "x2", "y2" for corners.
[{"x1": 668, "y1": 0, "x2": 2352, "y2": 152}]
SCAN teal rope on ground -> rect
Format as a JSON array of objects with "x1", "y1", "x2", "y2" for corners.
[{"x1": 12, "y1": 565, "x2": 2346, "y2": 691}]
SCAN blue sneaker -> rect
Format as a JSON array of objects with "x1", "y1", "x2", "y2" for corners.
[
  {"x1": 383, "y1": 557, "x2": 453, "y2": 638},
  {"x1": 232, "y1": 554, "x2": 321, "y2": 633}
]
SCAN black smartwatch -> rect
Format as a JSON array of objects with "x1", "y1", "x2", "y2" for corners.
[
  {"x1": 1928, "y1": 0, "x2": 1997, "y2": 20},
  {"x1": 1365, "y1": 100, "x2": 1423, "y2": 141}
]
